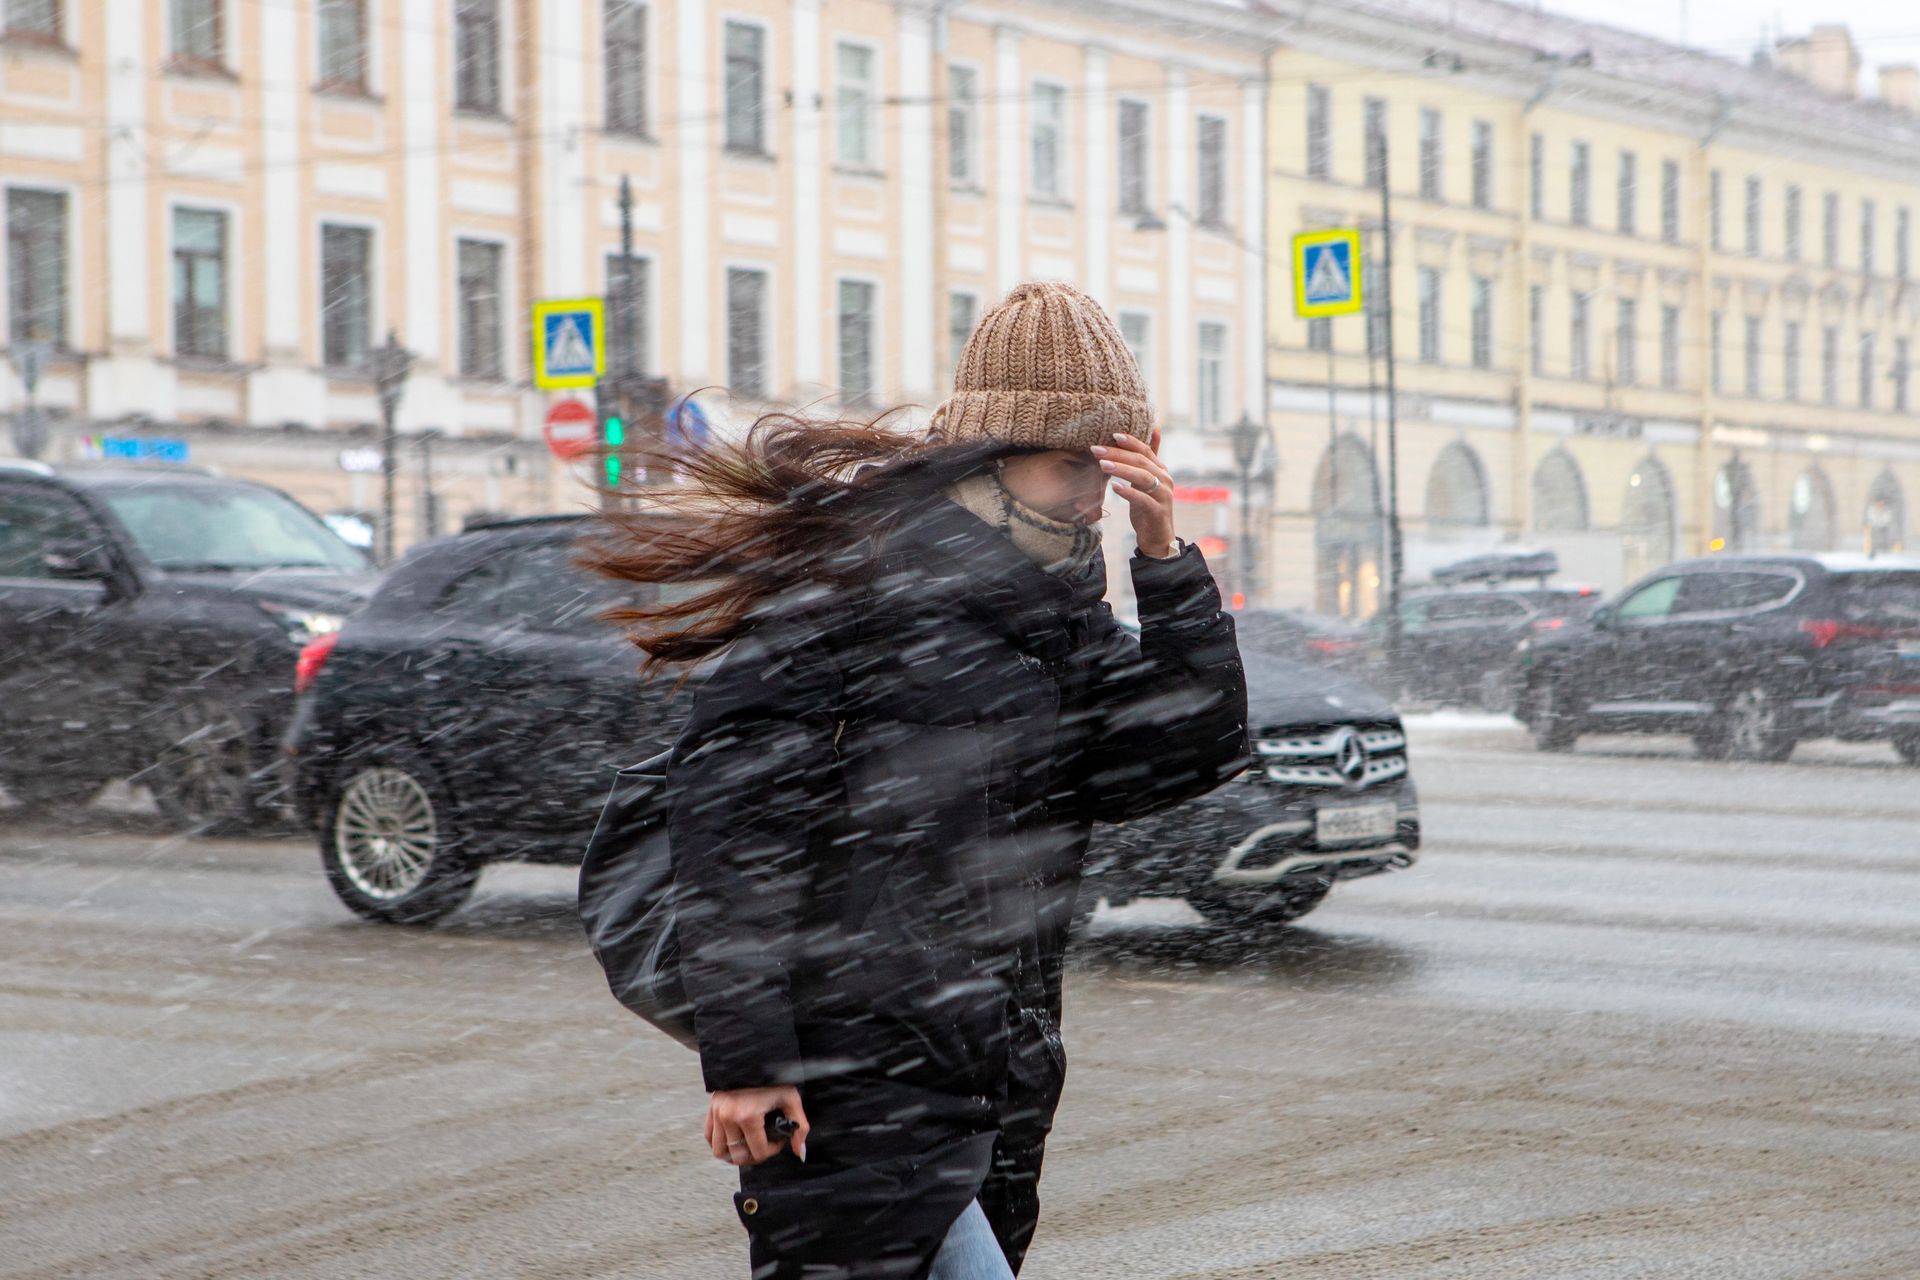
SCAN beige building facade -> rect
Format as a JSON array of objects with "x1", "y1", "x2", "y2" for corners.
[
  {"x1": 0, "y1": 0, "x2": 1269, "y2": 566},
  {"x1": 1264, "y1": 4, "x2": 1920, "y2": 616}
]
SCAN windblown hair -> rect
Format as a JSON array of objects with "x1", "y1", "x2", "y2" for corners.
[{"x1": 582, "y1": 409, "x2": 1014, "y2": 674}]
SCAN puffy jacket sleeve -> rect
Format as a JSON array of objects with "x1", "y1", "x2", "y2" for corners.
[
  {"x1": 1070, "y1": 543, "x2": 1248, "y2": 824},
  {"x1": 664, "y1": 604, "x2": 847, "y2": 1094}
]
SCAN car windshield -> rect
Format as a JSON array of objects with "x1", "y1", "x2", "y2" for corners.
[
  {"x1": 102, "y1": 485, "x2": 369, "y2": 573},
  {"x1": 1830, "y1": 573, "x2": 1920, "y2": 628}
]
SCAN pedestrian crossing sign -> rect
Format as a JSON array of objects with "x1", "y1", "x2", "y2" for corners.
[
  {"x1": 531, "y1": 297, "x2": 607, "y2": 390},
  {"x1": 1292, "y1": 229, "x2": 1364, "y2": 318}
]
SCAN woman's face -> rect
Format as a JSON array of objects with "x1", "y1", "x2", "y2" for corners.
[{"x1": 998, "y1": 449, "x2": 1110, "y2": 525}]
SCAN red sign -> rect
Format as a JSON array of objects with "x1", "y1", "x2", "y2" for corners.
[
  {"x1": 544, "y1": 398, "x2": 596, "y2": 460},
  {"x1": 1173, "y1": 485, "x2": 1232, "y2": 504}
]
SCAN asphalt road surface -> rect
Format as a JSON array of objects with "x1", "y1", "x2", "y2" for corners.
[{"x1": 3, "y1": 719, "x2": 1917, "y2": 1279}]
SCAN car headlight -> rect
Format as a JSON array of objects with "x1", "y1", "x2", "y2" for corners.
[{"x1": 260, "y1": 603, "x2": 345, "y2": 644}]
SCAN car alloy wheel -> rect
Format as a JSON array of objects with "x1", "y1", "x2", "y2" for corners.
[
  {"x1": 1723, "y1": 685, "x2": 1795, "y2": 763},
  {"x1": 333, "y1": 768, "x2": 440, "y2": 901}
]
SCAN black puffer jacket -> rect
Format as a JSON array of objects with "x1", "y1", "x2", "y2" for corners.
[{"x1": 665, "y1": 498, "x2": 1246, "y2": 1278}]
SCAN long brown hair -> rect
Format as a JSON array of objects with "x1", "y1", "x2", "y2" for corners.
[{"x1": 582, "y1": 408, "x2": 1011, "y2": 673}]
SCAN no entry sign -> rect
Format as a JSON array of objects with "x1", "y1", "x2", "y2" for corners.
[{"x1": 544, "y1": 398, "x2": 597, "y2": 460}]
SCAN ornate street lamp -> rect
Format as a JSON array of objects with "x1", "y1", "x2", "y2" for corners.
[{"x1": 369, "y1": 331, "x2": 414, "y2": 565}]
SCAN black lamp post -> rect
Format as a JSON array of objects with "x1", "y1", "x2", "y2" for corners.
[
  {"x1": 370, "y1": 331, "x2": 414, "y2": 565},
  {"x1": 1228, "y1": 412, "x2": 1269, "y2": 605}
]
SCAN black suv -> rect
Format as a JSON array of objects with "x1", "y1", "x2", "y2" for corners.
[
  {"x1": 0, "y1": 461, "x2": 377, "y2": 828},
  {"x1": 288, "y1": 515, "x2": 1422, "y2": 928},
  {"x1": 1519, "y1": 554, "x2": 1920, "y2": 763}
]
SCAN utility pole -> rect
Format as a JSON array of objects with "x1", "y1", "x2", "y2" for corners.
[{"x1": 1375, "y1": 127, "x2": 1405, "y2": 688}]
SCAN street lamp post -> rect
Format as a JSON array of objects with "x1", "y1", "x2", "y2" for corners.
[
  {"x1": 370, "y1": 332, "x2": 414, "y2": 565},
  {"x1": 1229, "y1": 412, "x2": 1268, "y2": 607}
]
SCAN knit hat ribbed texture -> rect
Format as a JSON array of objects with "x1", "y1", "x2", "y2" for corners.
[{"x1": 930, "y1": 280, "x2": 1153, "y2": 451}]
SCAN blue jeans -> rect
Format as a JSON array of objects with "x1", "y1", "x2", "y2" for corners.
[{"x1": 928, "y1": 1200, "x2": 1015, "y2": 1280}]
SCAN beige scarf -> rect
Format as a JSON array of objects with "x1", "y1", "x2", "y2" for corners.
[{"x1": 946, "y1": 468, "x2": 1103, "y2": 579}]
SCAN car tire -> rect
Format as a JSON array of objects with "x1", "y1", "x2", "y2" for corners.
[
  {"x1": 1893, "y1": 733, "x2": 1920, "y2": 766},
  {"x1": 1, "y1": 773, "x2": 106, "y2": 816},
  {"x1": 1187, "y1": 882, "x2": 1332, "y2": 930},
  {"x1": 144, "y1": 693, "x2": 261, "y2": 835},
  {"x1": 1709, "y1": 685, "x2": 1797, "y2": 763},
  {"x1": 1529, "y1": 678, "x2": 1581, "y2": 752},
  {"x1": 321, "y1": 753, "x2": 481, "y2": 925}
]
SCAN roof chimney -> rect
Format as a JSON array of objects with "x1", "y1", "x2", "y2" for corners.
[
  {"x1": 1879, "y1": 64, "x2": 1918, "y2": 112},
  {"x1": 1775, "y1": 24, "x2": 1862, "y2": 99}
]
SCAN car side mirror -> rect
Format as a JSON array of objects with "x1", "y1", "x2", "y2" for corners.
[{"x1": 43, "y1": 540, "x2": 115, "y2": 583}]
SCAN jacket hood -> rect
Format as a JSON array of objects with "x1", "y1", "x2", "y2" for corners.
[{"x1": 1242, "y1": 648, "x2": 1397, "y2": 728}]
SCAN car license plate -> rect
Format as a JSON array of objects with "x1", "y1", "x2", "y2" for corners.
[{"x1": 1315, "y1": 801, "x2": 1397, "y2": 847}]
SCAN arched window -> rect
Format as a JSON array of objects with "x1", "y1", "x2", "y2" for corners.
[
  {"x1": 1531, "y1": 448, "x2": 1590, "y2": 532},
  {"x1": 1712, "y1": 457, "x2": 1761, "y2": 552},
  {"x1": 1312, "y1": 433, "x2": 1382, "y2": 618},
  {"x1": 1788, "y1": 466, "x2": 1836, "y2": 551},
  {"x1": 1425, "y1": 441, "x2": 1490, "y2": 528},
  {"x1": 1621, "y1": 455, "x2": 1675, "y2": 582},
  {"x1": 1866, "y1": 469, "x2": 1907, "y2": 555}
]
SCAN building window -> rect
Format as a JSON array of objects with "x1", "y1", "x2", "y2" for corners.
[
  {"x1": 1029, "y1": 82, "x2": 1066, "y2": 200},
  {"x1": 1616, "y1": 150, "x2": 1636, "y2": 236},
  {"x1": 1895, "y1": 337, "x2": 1911, "y2": 412},
  {"x1": 1306, "y1": 85, "x2": 1330, "y2": 181},
  {"x1": 1119, "y1": 310, "x2": 1151, "y2": 393},
  {"x1": 1196, "y1": 116, "x2": 1228, "y2": 227},
  {"x1": 1661, "y1": 159, "x2": 1679, "y2": 243},
  {"x1": 1899, "y1": 206, "x2": 1912, "y2": 279},
  {"x1": 6, "y1": 188, "x2": 67, "y2": 347},
  {"x1": 1117, "y1": 100, "x2": 1150, "y2": 216},
  {"x1": 1306, "y1": 317, "x2": 1330, "y2": 353},
  {"x1": 1860, "y1": 198, "x2": 1876, "y2": 276},
  {"x1": 1859, "y1": 332, "x2": 1876, "y2": 408},
  {"x1": 456, "y1": 238, "x2": 504, "y2": 379},
  {"x1": 454, "y1": 0, "x2": 501, "y2": 114},
  {"x1": 3, "y1": 0, "x2": 61, "y2": 41},
  {"x1": 1744, "y1": 176, "x2": 1761, "y2": 257},
  {"x1": 603, "y1": 0, "x2": 647, "y2": 135},
  {"x1": 1660, "y1": 304, "x2": 1680, "y2": 389},
  {"x1": 1709, "y1": 311, "x2": 1723, "y2": 394},
  {"x1": 1783, "y1": 322, "x2": 1800, "y2": 401},
  {"x1": 835, "y1": 42, "x2": 877, "y2": 169},
  {"x1": 1470, "y1": 275, "x2": 1492, "y2": 369},
  {"x1": 1417, "y1": 268, "x2": 1440, "y2": 363},
  {"x1": 1528, "y1": 284, "x2": 1544, "y2": 376},
  {"x1": 723, "y1": 21, "x2": 767, "y2": 154},
  {"x1": 837, "y1": 279, "x2": 876, "y2": 403},
  {"x1": 317, "y1": 0, "x2": 368, "y2": 91},
  {"x1": 948, "y1": 291, "x2": 979, "y2": 383},
  {"x1": 1196, "y1": 321, "x2": 1228, "y2": 428},
  {"x1": 1471, "y1": 119, "x2": 1492, "y2": 210},
  {"x1": 170, "y1": 0, "x2": 223, "y2": 66},
  {"x1": 1569, "y1": 292, "x2": 1590, "y2": 380},
  {"x1": 1822, "y1": 191, "x2": 1839, "y2": 267},
  {"x1": 948, "y1": 65, "x2": 980, "y2": 187},
  {"x1": 725, "y1": 267, "x2": 770, "y2": 398},
  {"x1": 1418, "y1": 109, "x2": 1442, "y2": 201},
  {"x1": 1569, "y1": 141, "x2": 1589, "y2": 227},
  {"x1": 604, "y1": 252, "x2": 650, "y2": 375},
  {"x1": 172, "y1": 207, "x2": 227, "y2": 360},
  {"x1": 320, "y1": 224, "x2": 372, "y2": 369},
  {"x1": 1744, "y1": 315, "x2": 1762, "y2": 398},
  {"x1": 1616, "y1": 298, "x2": 1637, "y2": 386},
  {"x1": 1709, "y1": 169, "x2": 1723, "y2": 250},
  {"x1": 1821, "y1": 324, "x2": 1839, "y2": 404},
  {"x1": 1364, "y1": 98, "x2": 1386, "y2": 190},
  {"x1": 1785, "y1": 185, "x2": 1802, "y2": 261},
  {"x1": 1529, "y1": 132, "x2": 1544, "y2": 221}
]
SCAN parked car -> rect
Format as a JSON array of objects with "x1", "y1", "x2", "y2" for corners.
[
  {"x1": 1389, "y1": 582, "x2": 1602, "y2": 711},
  {"x1": 1518, "y1": 553, "x2": 1920, "y2": 763},
  {"x1": 1233, "y1": 607, "x2": 1372, "y2": 677},
  {"x1": 288, "y1": 514, "x2": 1423, "y2": 928},
  {"x1": 0, "y1": 460, "x2": 377, "y2": 829}
]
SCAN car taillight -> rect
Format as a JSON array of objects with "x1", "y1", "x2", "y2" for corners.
[
  {"x1": 1531, "y1": 616, "x2": 1566, "y2": 632},
  {"x1": 1799, "y1": 619, "x2": 1887, "y2": 648},
  {"x1": 295, "y1": 631, "x2": 339, "y2": 694}
]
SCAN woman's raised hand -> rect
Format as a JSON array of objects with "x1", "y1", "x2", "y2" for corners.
[
  {"x1": 705, "y1": 1085, "x2": 809, "y2": 1166},
  {"x1": 1092, "y1": 430, "x2": 1176, "y2": 558}
]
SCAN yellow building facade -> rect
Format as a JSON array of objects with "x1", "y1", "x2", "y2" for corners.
[{"x1": 1265, "y1": 7, "x2": 1920, "y2": 615}]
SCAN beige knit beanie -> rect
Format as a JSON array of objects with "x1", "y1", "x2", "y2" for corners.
[{"x1": 929, "y1": 280, "x2": 1154, "y2": 451}]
